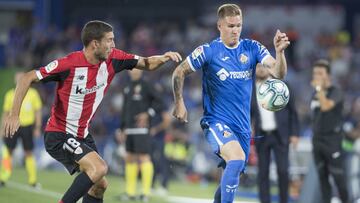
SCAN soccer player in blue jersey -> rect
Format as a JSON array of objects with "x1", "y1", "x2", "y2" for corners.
[{"x1": 172, "y1": 4, "x2": 290, "y2": 203}]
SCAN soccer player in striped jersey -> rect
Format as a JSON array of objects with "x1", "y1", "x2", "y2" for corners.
[
  {"x1": 2, "y1": 20, "x2": 181, "y2": 203},
  {"x1": 172, "y1": 4, "x2": 289, "y2": 203}
]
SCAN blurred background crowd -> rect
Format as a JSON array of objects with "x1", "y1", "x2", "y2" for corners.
[{"x1": 1, "y1": 0, "x2": 360, "y2": 202}]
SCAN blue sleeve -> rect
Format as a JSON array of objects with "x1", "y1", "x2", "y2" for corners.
[
  {"x1": 186, "y1": 44, "x2": 212, "y2": 71},
  {"x1": 251, "y1": 40, "x2": 271, "y2": 65}
]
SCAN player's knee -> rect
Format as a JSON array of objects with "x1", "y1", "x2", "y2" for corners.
[
  {"x1": 96, "y1": 162, "x2": 108, "y2": 178},
  {"x1": 86, "y1": 162, "x2": 108, "y2": 181},
  {"x1": 96, "y1": 178, "x2": 108, "y2": 192},
  {"x1": 90, "y1": 178, "x2": 108, "y2": 198}
]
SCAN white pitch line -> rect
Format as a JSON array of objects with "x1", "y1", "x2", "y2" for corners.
[{"x1": 7, "y1": 181, "x2": 62, "y2": 199}]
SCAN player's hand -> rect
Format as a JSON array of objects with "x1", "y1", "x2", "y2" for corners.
[
  {"x1": 311, "y1": 78, "x2": 325, "y2": 90},
  {"x1": 273, "y1": 29, "x2": 290, "y2": 53},
  {"x1": 290, "y1": 135, "x2": 299, "y2": 149},
  {"x1": 164, "y1": 51, "x2": 182, "y2": 63},
  {"x1": 115, "y1": 128, "x2": 126, "y2": 144},
  {"x1": 135, "y1": 112, "x2": 149, "y2": 128},
  {"x1": 173, "y1": 101, "x2": 188, "y2": 123},
  {"x1": 3, "y1": 114, "x2": 20, "y2": 138},
  {"x1": 33, "y1": 127, "x2": 41, "y2": 138}
]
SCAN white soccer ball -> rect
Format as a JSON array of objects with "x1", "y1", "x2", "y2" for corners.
[{"x1": 257, "y1": 79, "x2": 290, "y2": 111}]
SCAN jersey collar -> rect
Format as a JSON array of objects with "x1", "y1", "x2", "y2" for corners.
[{"x1": 219, "y1": 38, "x2": 241, "y2": 49}]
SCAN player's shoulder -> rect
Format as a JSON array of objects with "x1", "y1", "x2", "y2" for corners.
[
  {"x1": 240, "y1": 38, "x2": 261, "y2": 48},
  {"x1": 207, "y1": 38, "x2": 223, "y2": 49},
  {"x1": 51, "y1": 51, "x2": 87, "y2": 67}
]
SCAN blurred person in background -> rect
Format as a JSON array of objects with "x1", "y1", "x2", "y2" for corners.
[
  {"x1": 310, "y1": 59, "x2": 349, "y2": 203},
  {"x1": 150, "y1": 85, "x2": 172, "y2": 196},
  {"x1": 172, "y1": 3, "x2": 290, "y2": 203},
  {"x1": 116, "y1": 69, "x2": 170, "y2": 202},
  {"x1": 252, "y1": 66, "x2": 299, "y2": 203},
  {"x1": 2, "y1": 20, "x2": 182, "y2": 203},
  {"x1": 0, "y1": 71, "x2": 42, "y2": 188}
]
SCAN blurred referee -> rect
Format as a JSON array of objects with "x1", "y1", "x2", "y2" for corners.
[
  {"x1": 310, "y1": 59, "x2": 349, "y2": 203},
  {"x1": 117, "y1": 69, "x2": 167, "y2": 202},
  {"x1": 0, "y1": 71, "x2": 42, "y2": 187}
]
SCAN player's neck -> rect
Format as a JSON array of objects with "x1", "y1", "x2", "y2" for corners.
[
  {"x1": 83, "y1": 48, "x2": 100, "y2": 65},
  {"x1": 222, "y1": 39, "x2": 239, "y2": 49}
]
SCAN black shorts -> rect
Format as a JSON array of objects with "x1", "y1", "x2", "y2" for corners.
[
  {"x1": 44, "y1": 131, "x2": 98, "y2": 175},
  {"x1": 125, "y1": 134, "x2": 152, "y2": 154},
  {"x1": 4, "y1": 125, "x2": 34, "y2": 151}
]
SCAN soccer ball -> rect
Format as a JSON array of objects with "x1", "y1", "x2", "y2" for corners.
[{"x1": 257, "y1": 79, "x2": 289, "y2": 111}]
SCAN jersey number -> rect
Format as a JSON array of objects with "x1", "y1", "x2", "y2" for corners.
[{"x1": 63, "y1": 138, "x2": 80, "y2": 153}]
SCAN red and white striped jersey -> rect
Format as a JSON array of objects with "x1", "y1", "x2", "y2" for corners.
[{"x1": 36, "y1": 49, "x2": 138, "y2": 139}]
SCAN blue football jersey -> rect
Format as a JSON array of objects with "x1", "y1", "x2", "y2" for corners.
[{"x1": 187, "y1": 38, "x2": 271, "y2": 134}]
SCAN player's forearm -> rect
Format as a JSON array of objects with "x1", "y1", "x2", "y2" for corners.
[
  {"x1": 157, "y1": 112, "x2": 171, "y2": 132},
  {"x1": 274, "y1": 51, "x2": 287, "y2": 79},
  {"x1": 142, "y1": 55, "x2": 170, "y2": 71},
  {"x1": 35, "y1": 110, "x2": 42, "y2": 129},
  {"x1": 172, "y1": 66, "x2": 186, "y2": 103}
]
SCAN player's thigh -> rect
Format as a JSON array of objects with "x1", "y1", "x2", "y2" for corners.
[
  {"x1": 202, "y1": 122, "x2": 239, "y2": 158},
  {"x1": 19, "y1": 125, "x2": 34, "y2": 151},
  {"x1": 44, "y1": 131, "x2": 97, "y2": 175},
  {"x1": 133, "y1": 134, "x2": 152, "y2": 154},
  {"x1": 236, "y1": 132, "x2": 251, "y2": 161}
]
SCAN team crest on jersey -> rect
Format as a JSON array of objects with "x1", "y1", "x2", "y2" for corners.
[
  {"x1": 45, "y1": 60, "x2": 58, "y2": 73},
  {"x1": 191, "y1": 46, "x2": 204, "y2": 59},
  {"x1": 239, "y1": 54, "x2": 248, "y2": 64},
  {"x1": 223, "y1": 130, "x2": 232, "y2": 138}
]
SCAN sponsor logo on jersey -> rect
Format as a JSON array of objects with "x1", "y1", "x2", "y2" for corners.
[
  {"x1": 191, "y1": 46, "x2": 204, "y2": 59},
  {"x1": 216, "y1": 68, "x2": 230, "y2": 81},
  {"x1": 229, "y1": 70, "x2": 252, "y2": 80},
  {"x1": 239, "y1": 54, "x2": 248, "y2": 64},
  {"x1": 45, "y1": 60, "x2": 59, "y2": 73},
  {"x1": 76, "y1": 83, "x2": 105, "y2": 95},
  {"x1": 217, "y1": 68, "x2": 252, "y2": 81}
]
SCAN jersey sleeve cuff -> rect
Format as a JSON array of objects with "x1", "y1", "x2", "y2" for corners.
[
  {"x1": 186, "y1": 56, "x2": 196, "y2": 72},
  {"x1": 35, "y1": 70, "x2": 43, "y2": 80},
  {"x1": 260, "y1": 55, "x2": 271, "y2": 66}
]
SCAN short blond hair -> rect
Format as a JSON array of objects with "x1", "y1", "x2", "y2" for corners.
[{"x1": 217, "y1": 4, "x2": 241, "y2": 19}]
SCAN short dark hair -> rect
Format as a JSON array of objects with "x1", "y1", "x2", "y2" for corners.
[
  {"x1": 217, "y1": 4, "x2": 241, "y2": 19},
  {"x1": 313, "y1": 59, "x2": 331, "y2": 74},
  {"x1": 81, "y1": 20, "x2": 113, "y2": 47}
]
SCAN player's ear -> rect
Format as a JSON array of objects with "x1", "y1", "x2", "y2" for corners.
[{"x1": 217, "y1": 19, "x2": 221, "y2": 31}]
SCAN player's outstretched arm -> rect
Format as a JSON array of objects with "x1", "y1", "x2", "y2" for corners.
[
  {"x1": 2, "y1": 70, "x2": 39, "y2": 137},
  {"x1": 264, "y1": 30, "x2": 290, "y2": 79},
  {"x1": 172, "y1": 60, "x2": 193, "y2": 122},
  {"x1": 135, "y1": 51, "x2": 182, "y2": 71}
]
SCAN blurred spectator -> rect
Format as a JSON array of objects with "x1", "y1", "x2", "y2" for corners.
[{"x1": 252, "y1": 66, "x2": 300, "y2": 203}]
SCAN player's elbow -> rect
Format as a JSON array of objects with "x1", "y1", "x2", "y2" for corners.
[{"x1": 172, "y1": 66, "x2": 184, "y2": 80}]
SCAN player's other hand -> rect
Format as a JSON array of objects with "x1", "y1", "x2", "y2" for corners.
[
  {"x1": 33, "y1": 127, "x2": 41, "y2": 138},
  {"x1": 3, "y1": 114, "x2": 20, "y2": 138},
  {"x1": 164, "y1": 51, "x2": 182, "y2": 63},
  {"x1": 273, "y1": 29, "x2": 290, "y2": 53},
  {"x1": 173, "y1": 101, "x2": 188, "y2": 123}
]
